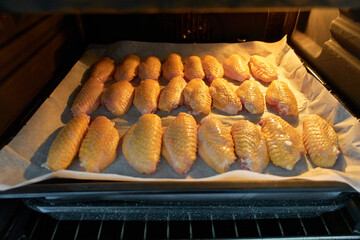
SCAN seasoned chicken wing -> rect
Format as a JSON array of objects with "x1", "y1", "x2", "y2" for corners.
[
  {"x1": 223, "y1": 54, "x2": 250, "y2": 82},
  {"x1": 122, "y1": 114, "x2": 162, "y2": 174},
  {"x1": 303, "y1": 114, "x2": 340, "y2": 168},
  {"x1": 184, "y1": 56, "x2": 205, "y2": 80},
  {"x1": 231, "y1": 120, "x2": 269, "y2": 172},
  {"x1": 249, "y1": 55, "x2": 278, "y2": 82},
  {"x1": 138, "y1": 56, "x2": 161, "y2": 80},
  {"x1": 183, "y1": 78, "x2": 212, "y2": 115},
  {"x1": 101, "y1": 80, "x2": 134, "y2": 116},
  {"x1": 162, "y1": 53, "x2": 184, "y2": 80},
  {"x1": 198, "y1": 115, "x2": 236, "y2": 173},
  {"x1": 114, "y1": 54, "x2": 140, "y2": 82},
  {"x1": 209, "y1": 78, "x2": 242, "y2": 114},
  {"x1": 266, "y1": 80, "x2": 298, "y2": 116},
  {"x1": 79, "y1": 116, "x2": 119, "y2": 173},
  {"x1": 201, "y1": 55, "x2": 224, "y2": 83},
  {"x1": 260, "y1": 114, "x2": 305, "y2": 170},
  {"x1": 158, "y1": 76, "x2": 187, "y2": 112},
  {"x1": 162, "y1": 113, "x2": 198, "y2": 174},
  {"x1": 91, "y1": 57, "x2": 115, "y2": 83},
  {"x1": 133, "y1": 79, "x2": 160, "y2": 114},
  {"x1": 71, "y1": 78, "x2": 104, "y2": 116},
  {"x1": 46, "y1": 113, "x2": 90, "y2": 171},
  {"x1": 236, "y1": 80, "x2": 264, "y2": 114}
]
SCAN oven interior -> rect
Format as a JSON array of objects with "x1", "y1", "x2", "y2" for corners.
[{"x1": 1, "y1": 5, "x2": 360, "y2": 239}]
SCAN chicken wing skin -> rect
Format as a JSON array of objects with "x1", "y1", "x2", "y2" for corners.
[
  {"x1": 249, "y1": 55, "x2": 278, "y2": 82},
  {"x1": 223, "y1": 54, "x2": 250, "y2": 82},
  {"x1": 122, "y1": 114, "x2": 162, "y2": 174},
  {"x1": 158, "y1": 76, "x2": 187, "y2": 112},
  {"x1": 46, "y1": 113, "x2": 90, "y2": 171},
  {"x1": 266, "y1": 80, "x2": 298, "y2": 116},
  {"x1": 138, "y1": 56, "x2": 161, "y2": 80},
  {"x1": 260, "y1": 114, "x2": 305, "y2": 170},
  {"x1": 183, "y1": 78, "x2": 212, "y2": 115},
  {"x1": 201, "y1": 55, "x2": 224, "y2": 83},
  {"x1": 133, "y1": 79, "x2": 160, "y2": 114},
  {"x1": 235, "y1": 80, "x2": 264, "y2": 114},
  {"x1": 101, "y1": 80, "x2": 135, "y2": 116},
  {"x1": 162, "y1": 112, "x2": 198, "y2": 174},
  {"x1": 114, "y1": 54, "x2": 140, "y2": 82},
  {"x1": 91, "y1": 57, "x2": 115, "y2": 83},
  {"x1": 198, "y1": 115, "x2": 236, "y2": 173},
  {"x1": 184, "y1": 56, "x2": 205, "y2": 80},
  {"x1": 79, "y1": 116, "x2": 119, "y2": 173},
  {"x1": 162, "y1": 53, "x2": 184, "y2": 80},
  {"x1": 71, "y1": 78, "x2": 104, "y2": 116},
  {"x1": 209, "y1": 78, "x2": 242, "y2": 114},
  {"x1": 231, "y1": 120, "x2": 269, "y2": 172},
  {"x1": 303, "y1": 114, "x2": 340, "y2": 168}
]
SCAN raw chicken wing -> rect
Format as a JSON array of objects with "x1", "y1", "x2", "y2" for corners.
[
  {"x1": 133, "y1": 79, "x2": 160, "y2": 114},
  {"x1": 138, "y1": 56, "x2": 161, "y2": 80},
  {"x1": 79, "y1": 116, "x2": 119, "y2": 173},
  {"x1": 235, "y1": 80, "x2": 264, "y2": 114},
  {"x1": 162, "y1": 112, "x2": 198, "y2": 174},
  {"x1": 114, "y1": 54, "x2": 140, "y2": 82},
  {"x1": 46, "y1": 113, "x2": 90, "y2": 171},
  {"x1": 183, "y1": 78, "x2": 212, "y2": 115},
  {"x1": 158, "y1": 76, "x2": 187, "y2": 112},
  {"x1": 249, "y1": 55, "x2": 277, "y2": 82},
  {"x1": 231, "y1": 120, "x2": 269, "y2": 172},
  {"x1": 71, "y1": 78, "x2": 104, "y2": 116},
  {"x1": 184, "y1": 56, "x2": 205, "y2": 80},
  {"x1": 266, "y1": 80, "x2": 298, "y2": 116},
  {"x1": 223, "y1": 54, "x2": 250, "y2": 82},
  {"x1": 101, "y1": 80, "x2": 134, "y2": 116},
  {"x1": 162, "y1": 53, "x2": 184, "y2": 80},
  {"x1": 198, "y1": 115, "x2": 236, "y2": 173},
  {"x1": 122, "y1": 114, "x2": 162, "y2": 174},
  {"x1": 201, "y1": 55, "x2": 224, "y2": 83},
  {"x1": 91, "y1": 57, "x2": 115, "y2": 83},
  {"x1": 260, "y1": 114, "x2": 305, "y2": 170},
  {"x1": 303, "y1": 114, "x2": 340, "y2": 168},
  {"x1": 209, "y1": 78, "x2": 242, "y2": 114}
]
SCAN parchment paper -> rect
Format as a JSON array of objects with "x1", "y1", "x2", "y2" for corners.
[{"x1": 1, "y1": 36, "x2": 360, "y2": 191}]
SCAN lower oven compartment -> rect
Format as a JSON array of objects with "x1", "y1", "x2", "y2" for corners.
[{"x1": 1, "y1": 186, "x2": 360, "y2": 239}]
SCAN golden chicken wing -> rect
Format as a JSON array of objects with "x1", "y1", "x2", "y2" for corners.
[
  {"x1": 198, "y1": 115, "x2": 236, "y2": 173},
  {"x1": 209, "y1": 78, "x2": 242, "y2": 114},
  {"x1": 138, "y1": 56, "x2": 161, "y2": 80},
  {"x1": 223, "y1": 54, "x2": 250, "y2": 82},
  {"x1": 91, "y1": 57, "x2": 115, "y2": 83},
  {"x1": 183, "y1": 78, "x2": 212, "y2": 115},
  {"x1": 158, "y1": 76, "x2": 187, "y2": 112},
  {"x1": 201, "y1": 55, "x2": 224, "y2": 83},
  {"x1": 266, "y1": 80, "x2": 298, "y2": 116},
  {"x1": 184, "y1": 56, "x2": 205, "y2": 80},
  {"x1": 114, "y1": 54, "x2": 140, "y2": 82},
  {"x1": 235, "y1": 80, "x2": 264, "y2": 114},
  {"x1": 162, "y1": 53, "x2": 184, "y2": 80},
  {"x1": 79, "y1": 116, "x2": 119, "y2": 173},
  {"x1": 303, "y1": 114, "x2": 340, "y2": 168},
  {"x1": 231, "y1": 120, "x2": 269, "y2": 172},
  {"x1": 101, "y1": 80, "x2": 135, "y2": 116},
  {"x1": 162, "y1": 112, "x2": 198, "y2": 174},
  {"x1": 133, "y1": 79, "x2": 161, "y2": 114},
  {"x1": 249, "y1": 55, "x2": 278, "y2": 82},
  {"x1": 71, "y1": 78, "x2": 104, "y2": 116},
  {"x1": 46, "y1": 113, "x2": 90, "y2": 171},
  {"x1": 122, "y1": 114, "x2": 162, "y2": 174},
  {"x1": 260, "y1": 114, "x2": 305, "y2": 170}
]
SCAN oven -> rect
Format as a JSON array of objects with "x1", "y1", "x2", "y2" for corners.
[{"x1": 1, "y1": 1, "x2": 360, "y2": 239}]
